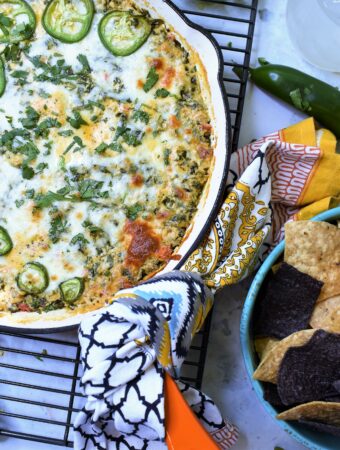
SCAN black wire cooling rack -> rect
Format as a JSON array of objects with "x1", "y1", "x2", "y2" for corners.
[{"x1": 0, "y1": 1, "x2": 258, "y2": 447}]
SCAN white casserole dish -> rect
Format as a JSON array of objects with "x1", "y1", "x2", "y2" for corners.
[{"x1": 1, "y1": 0, "x2": 231, "y2": 332}]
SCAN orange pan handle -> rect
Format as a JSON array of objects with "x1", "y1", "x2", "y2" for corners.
[{"x1": 165, "y1": 373, "x2": 219, "y2": 450}]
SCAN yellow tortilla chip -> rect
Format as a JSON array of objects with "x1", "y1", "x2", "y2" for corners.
[
  {"x1": 271, "y1": 262, "x2": 282, "y2": 274},
  {"x1": 310, "y1": 295, "x2": 340, "y2": 333},
  {"x1": 285, "y1": 221, "x2": 340, "y2": 302},
  {"x1": 277, "y1": 402, "x2": 340, "y2": 426},
  {"x1": 253, "y1": 329, "x2": 316, "y2": 383},
  {"x1": 255, "y1": 337, "x2": 279, "y2": 360}
]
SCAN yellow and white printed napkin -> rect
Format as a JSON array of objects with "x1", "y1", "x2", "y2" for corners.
[{"x1": 185, "y1": 117, "x2": 340, "y2": 290}]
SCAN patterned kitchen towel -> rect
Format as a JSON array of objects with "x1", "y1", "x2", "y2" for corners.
[
  {"x1": 74, "y1": 271, "x2": 238, "y2": 449},
  {"x1": 184, "y1": 117, "x2": 340, "y2": 289},
  {"x1": 74, "y1": 118, "x2": 340, "y2": 449}
]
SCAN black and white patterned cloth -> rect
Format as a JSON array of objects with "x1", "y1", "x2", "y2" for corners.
[{"x1": 74, "y1": 271, "x2": 238, "y2": 449}]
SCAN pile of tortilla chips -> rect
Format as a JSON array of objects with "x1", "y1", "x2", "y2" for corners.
[{"x1": 253, "y1": 221, "x2": 340, "y2": 437}]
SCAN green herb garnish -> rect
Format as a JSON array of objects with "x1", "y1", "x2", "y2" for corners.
[
  {"x1": 70, "y1": 233, "x2": 89, "y2": 250},
  {"x1": 143, "y1": 67, "x2": 159, "y2": 92},
  {"x1": 125, "y1": 203, "x2": 143, "y2": 220},
  {"x1": 49, "y1": 215, "x2": 69, "y2": 243},
  {"x1": 132, "y1": 109, "x2": 150, "y2": 124},
  {"x1": 67, "y1": 110, "x2": 88, "y2": 129},
  {"x1": 155, "y1": 88, "x2": 170, "y2": 98}
]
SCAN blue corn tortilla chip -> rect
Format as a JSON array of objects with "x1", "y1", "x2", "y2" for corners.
[
  {"x1": 262, "y1": 382, "x2": 286, "y2": 409},
  {"x1": 254, "y1": 262, "x2": 323, "y2": 339},
  {"x1": 278, "y1": 330, "x2": 340, "y2": 405},
  {"x1": 299, "y1": 420, "x2": 340, "y2": 437}
]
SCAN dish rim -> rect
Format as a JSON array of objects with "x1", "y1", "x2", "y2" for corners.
[
  {"x1": 240, "y1": 206, "x2": 340, "y2": 450},
  {"x1": 0, "y1": 0, "x2": 231, "y2": 333}
]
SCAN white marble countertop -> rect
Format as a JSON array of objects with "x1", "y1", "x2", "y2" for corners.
[{"x1": 1, "y1": 1, "x2": 340, "y2": 449}]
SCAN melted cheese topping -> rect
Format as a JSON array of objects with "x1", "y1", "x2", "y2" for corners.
[{"x1": 0, "y1": 0, "x2": 213, "y2": 318}]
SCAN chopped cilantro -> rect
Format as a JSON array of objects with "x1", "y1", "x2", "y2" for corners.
[
  {"x1": 34, "y1": 178, "x2": 108, "y2": 208},
  {"x1": 36, "y1": 162, "x2": 48, "y2": 173},
  {"x1": 77, "y1": 179, "x2": 107, "y2": 200},
  {"x1": 11, "y1": 22, "x2": 33, "y2": 40},
  {"x1": 29, "y1": 56, "x2": 93, "y2": 91},
  {"x1": 0, "y1": 13, "x2": 13, "y2": 28},
  {"x1": 35, "y1": 117, "x2": 61, "y2": 138},
  {"x1": 155, "y1": 88, "x2": 170, "y2": 98},
  {"x1": 58, "y1": 156, "x2": 66, "y2": 172},
  {"x1": 82, "y1": 220, "x2": 105, "y2": 234},
  {"x1": 49, "y1": 215, "x2": 69, "y2": 243},
  {"x1": 11, "y1": 70, "x2": 29, "y2": 85},
  {"x1": 73, "y1": 136, "x2": 84, "y2": 147},
  {"x1": 58, "y1": 129, "x2": 73, "y2": 137},
  {"x1": 95, "y1": 142, "x2": 108, "y2": 153},
  {"x1": 122, "y1": 129, "x2": 144, "y2": 147},
  {"x1": 77, "y1": 54, "x2": 91, "y2": 73},
  {"x1": 82, "y1": 100, "x2": 105, "y2": 111},
  {"x1": 34, "y1": 190, "x2": 71, "y2": 208},
  {"x1": 70, "y1": 233, "x2": 89, "y2": 250},
  {"x1": 109, "y1": 141, "x2": 124, "y2": 153},
  {"x1": 132, "y1": 109, "x2": 150, "y2": 124},
  {"x1": 67, "y1": 111, "x2": 88, "y2": 129},
  {"x1": 19, "y1": 141, "x2": 39, "y2": 167},
  {"x1": 143, "y1": 67, "x2": 159, "y2": 92},
  {"x1": 22, "y1": 166, "x2": 34, "y2": 179},
  {"x1": 20, "y1": 106, "x2": 40, "y2": 129},
  {"x1": 64, "y1": 135, "x2": 84, "y2": 154},
  {"x1": 0, "y1": 128, "x2": 29, "y2": 146},
  {"x1": 125, "y1": 203, "x2": 143, "y2": 220},
  {"x1": 3, "y1": 43, "x2": 21, "y2": 62}
]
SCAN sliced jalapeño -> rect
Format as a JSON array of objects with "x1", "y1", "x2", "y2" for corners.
[
  {"x1": 59, "y1": 277, "x2": 84, "y2": 303},
  {"x1": 0, "y1": 226, "x2": 12, "y2": 255},
  {"x1": 98, "y1": 11, "x2": 152, "y2": 57},
  {"x1": 0, "y1": 0, "x2": 36, "y2": 44},
  {"x1": 0, "y1": 58, "x2": 5, "y2": 97},
  {"x1": 42, "y1": 0, "x2": 94, "y2": 43},
  {"x1": 17, "y1": 262, "x2": 49, "y2": 294}
]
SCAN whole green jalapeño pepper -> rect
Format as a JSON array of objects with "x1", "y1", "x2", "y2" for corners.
[
  {"x1": 248, "y1": 64, "x2": 340, "y2": 139},
  {"x1": 42, "y1": 0, "x2": 94, "y2": 43},
  {"x1": 0, "y1": 0, "x2": 36, "y2": 44},
  {"x1": 0, "y1": 58, "x2": 5, "y2": 97},
  {"x1": 99, "y1": 11, "x2": 152, "y2": 57}
]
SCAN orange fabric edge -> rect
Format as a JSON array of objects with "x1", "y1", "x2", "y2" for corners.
[{"x1": 165, "y1": 373, "x2": 219, "y2": 449}]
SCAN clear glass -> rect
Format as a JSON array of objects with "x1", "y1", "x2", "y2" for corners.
[
  {"x1": 318, "y1": 0, "x2": 340, "y2": 25},
  {"x1": 287, "y1": 0, "x2": 340, "y2": 72}
]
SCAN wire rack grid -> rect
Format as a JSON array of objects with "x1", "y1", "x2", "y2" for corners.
[{"x1": 0, "y1": 0, "x2": 258, "y2": 447}]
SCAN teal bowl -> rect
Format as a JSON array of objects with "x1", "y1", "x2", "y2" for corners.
[{"x1": 240, "y1": 207, "x2": 340, "y2": 450}]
